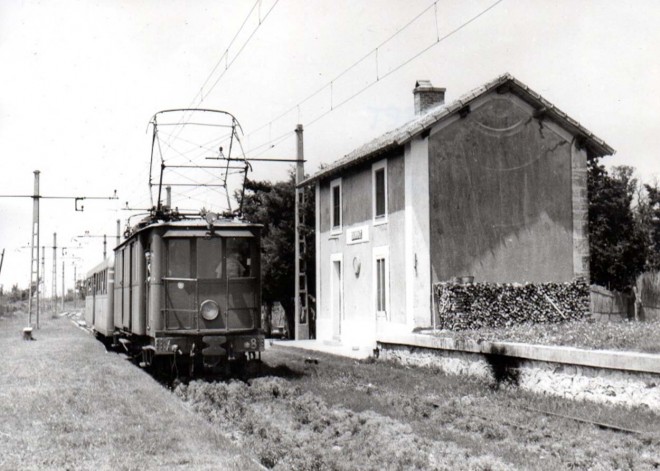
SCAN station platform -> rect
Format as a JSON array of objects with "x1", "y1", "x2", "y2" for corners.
[{"x1": 269, "y1": 338, "x2": 376, "y2": 360}]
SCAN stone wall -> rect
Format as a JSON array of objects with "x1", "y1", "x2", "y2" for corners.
[{"x1": 380, "y1": 344, "x2": 660, "y2": 412}]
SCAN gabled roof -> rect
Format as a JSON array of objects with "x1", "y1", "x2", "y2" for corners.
[{"x1": 300, "y1": 73, "x2": 615, "y2": 187}]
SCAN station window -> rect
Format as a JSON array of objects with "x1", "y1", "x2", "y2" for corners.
[
  {"x1": 372, "y1": 160, "x2": 387, "y2": 223},
  {"x1": 373, "y1": 246, "x2": 389, "y2": 316},
  {"x1": 330, "y1": 178, "x2": 342, "y2": 233}
]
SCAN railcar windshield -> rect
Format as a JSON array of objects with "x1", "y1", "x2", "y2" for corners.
[
  {"x1": 163, "y1": 233, "x2": 259, "y2": 332},
  {"x1": 197, "y1": 238, "x2": 223, "y2": 278},
  {"x1": 165, "y1": 236, "x2": 255, "y2": 279},
  {"x1": 167, "y1": 239, "x2": 192, "y2": 277},
  {"x1": 226, "y1": 237, "x2": 252, "y2": 278}
]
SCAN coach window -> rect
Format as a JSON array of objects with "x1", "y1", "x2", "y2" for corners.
[
  {"x1": 167, "y1": 239, "x2": 191, "y2": 277},
  {"x1": 226, "y1": 238, "x2": 252, "y2": 278}
]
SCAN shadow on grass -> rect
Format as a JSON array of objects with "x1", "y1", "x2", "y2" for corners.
[
  {"x1": 93, "y1": 333, "x2": 307, "y2": 389},
  {"x1": 148, "y1": 359, "x2": 306, "y2": 389}
]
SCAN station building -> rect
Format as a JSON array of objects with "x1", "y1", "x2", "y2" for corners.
[{"x1": 299, "y1": 73, "x2": 614, "y2": 347}]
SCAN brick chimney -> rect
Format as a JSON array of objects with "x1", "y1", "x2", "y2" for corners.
[{"x1": 413, "y1": 80, "x2": 446, "y2": 115}]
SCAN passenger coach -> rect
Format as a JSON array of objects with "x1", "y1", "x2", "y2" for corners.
[{"x1": 84, "y1": 258, "x2": 114, "y2": 337}]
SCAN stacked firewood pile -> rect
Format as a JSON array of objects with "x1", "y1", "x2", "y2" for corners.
[{"x1": 434, "y1": 278, "x2": 590, "y2": 330}]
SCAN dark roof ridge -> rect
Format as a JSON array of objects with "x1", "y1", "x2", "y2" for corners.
[{"x1": 300, "y1": 73, "x2": 614, "y2": 186}]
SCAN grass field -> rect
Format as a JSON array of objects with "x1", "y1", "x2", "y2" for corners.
[{"x1": 0, "y1": 306, "x2": 260, "y2": 470}]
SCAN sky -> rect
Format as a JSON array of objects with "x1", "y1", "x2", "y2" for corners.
[{"x1": 1, "y1": 0, "x2": 659, "y2": 291}]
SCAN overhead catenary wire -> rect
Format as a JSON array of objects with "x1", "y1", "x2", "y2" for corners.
[
  {"x1": 244, "y1": 0, "x2": 505, "y2": 157},
  {"x1": 164, "y1": 0, "x2": 281, "y2": 152},
  {"x1": 189, "y1": 0, "x2": 261, "y2": 107},
  {"x1": 244, "y1": 0, "x2": 440, "y2": 143},
  {"x1": 129, "y1": 0, "x2": 505, "y2": 212},
  {"x1": 202, "y1": 0, "x2": 280, "y2": 104}
]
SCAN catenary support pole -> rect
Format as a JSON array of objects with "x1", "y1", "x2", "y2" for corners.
[
  {"x1": 294, "y1": 124, "x2": 309, "y2": 340},
  {"x1": 41, "y1": 246, "x2": 45, "y2": 313},
  {"x1": 52, "y1": 233, "x2": 57, "y2": 315},
  {"x1": 73, "y1": 264, "x2": 77, "y2": 310},
  {"x1": 61, "y1": 260, "x2": 65, "y2": 311},
  {"x1": 27, "y1": 170, "x2": 40, "y2": 328}
]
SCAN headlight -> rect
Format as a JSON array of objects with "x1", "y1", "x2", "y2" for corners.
[{"x1": 200, "y1": 299, "x2": 220, "y2": 321}]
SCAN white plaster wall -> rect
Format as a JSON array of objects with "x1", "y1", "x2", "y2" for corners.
[
  {"x1": 315, "y1": 160, "x2": 407, "y2": 345},
  {"x1": 404, "y1": 138, "x2": 432, "y2": 328}
]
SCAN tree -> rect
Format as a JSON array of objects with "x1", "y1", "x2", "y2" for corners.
[
  {"x1": 588, "y1": 160, "x2": 647, "y2": 290},
  {"x1": 9, "y1": 283, "x2": 28, "y2": 302},
  {"x1": 643, "y1": 183, "x2": 660, "y2": 271},
  {"x1": 239, "y1": 169, "x2": 315, "y2": 338}
]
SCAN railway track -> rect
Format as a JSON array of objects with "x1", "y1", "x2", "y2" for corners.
[{"x1": 520, "y1": 406, "x2": 643, "y2": 435}]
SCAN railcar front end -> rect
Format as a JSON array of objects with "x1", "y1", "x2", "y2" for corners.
[{"x1": 113, "y1": 220, "x2": 265, "y2": 370}]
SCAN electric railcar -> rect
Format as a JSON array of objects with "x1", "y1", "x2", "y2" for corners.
[{"x1": 85, "y1": 217, "x2": 265, "y2": 371}]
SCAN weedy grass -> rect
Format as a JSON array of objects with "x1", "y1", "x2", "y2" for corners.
[
  {"x1": 432, "y1": 318, "x2": 660, "y2": 354},
  {"x1": 0, "y1": 307, "x2": 259, "y2": 470},
  {"x1": 176, "y1": 348, "x2": 660, "y2": 470},
  {"x1": 177, "y1": 377, "x2": 511, "y2": 470}
]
